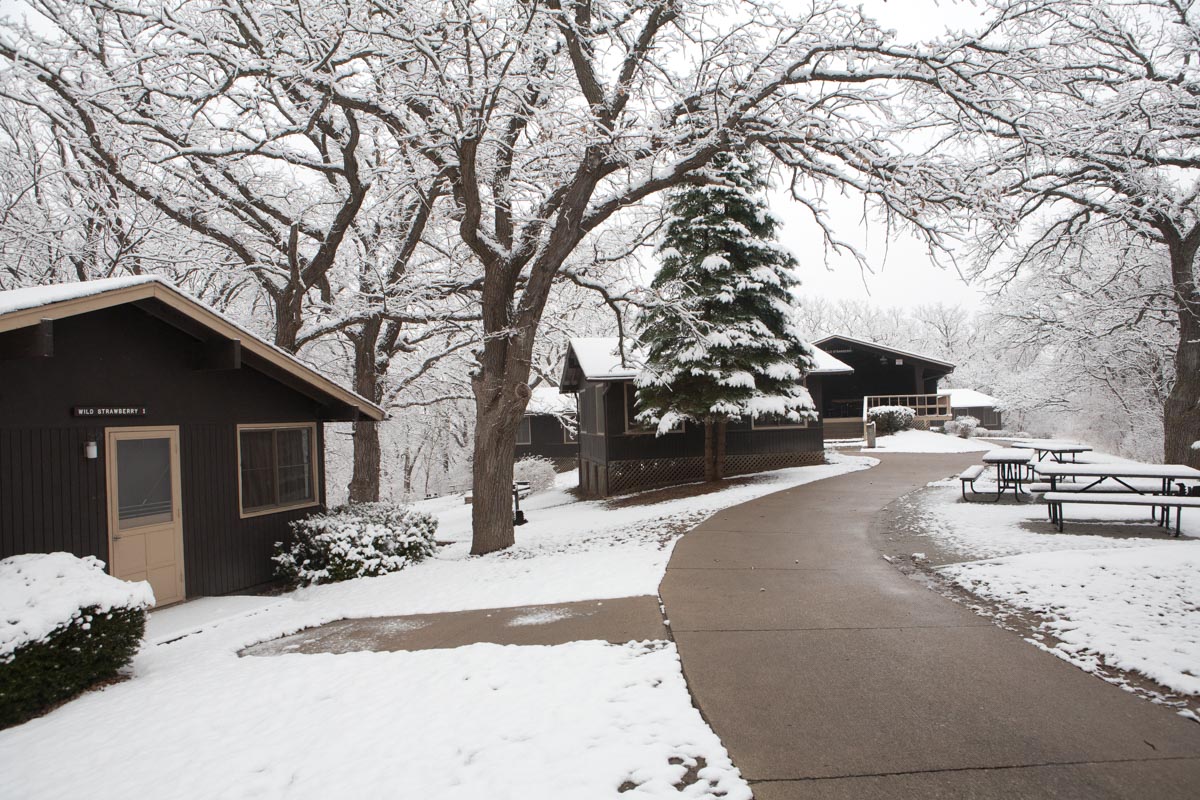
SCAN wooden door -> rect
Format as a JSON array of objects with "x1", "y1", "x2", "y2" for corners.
[{"x1": 105, "y1": 426, "x2": 184, "y2": 606}]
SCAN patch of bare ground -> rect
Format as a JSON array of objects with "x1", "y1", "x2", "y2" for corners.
[{"x1": 871, "y1": 486, "x2": 1200, "y2": 721}]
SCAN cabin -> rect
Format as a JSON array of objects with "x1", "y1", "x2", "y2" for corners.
[
  {"x1": 941, "y1": 388, "x2": 1004, "y2": 429},
  {"x1": 811, "y1": 335, "x2": 956, "y2": 439},
  {"x1": 0, "y1": 276, "x2": 384, "y2": 605},
  {"x1": 514, "y1": 385, "x2": 578, "y2": 467},
  {"x1": 560, "y1": 337, "x2": 852, "y2": 497}
]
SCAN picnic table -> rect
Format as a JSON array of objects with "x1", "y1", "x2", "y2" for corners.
[
  {"x1": 1011, "y1": 439, "x2": 1093, "y2": 463},
  {"x1": 981, "y1": 448, "x2": 1035, "y2": 502},
  {"x1": 1031, "y1": 463, "x2": 1200, "y2": 527}
]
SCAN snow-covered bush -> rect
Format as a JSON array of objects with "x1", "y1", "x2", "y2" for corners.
[
  {"x1": 867, "y1": 406, "x2": 916, "y2": 435},
  {"x1": 274, "y1": 502, "x2": 438, "y2": 587},
  {"x1": 513, "y1": 455, "x2": 557, "y2": 493},
  {"x1": 944, "y1": 415, "x2": 981, "y2": 438},
  {"x1": 1, "y1": 553, "x2": 153, "y2": 728}
]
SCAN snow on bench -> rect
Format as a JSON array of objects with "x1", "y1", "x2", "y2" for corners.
[
  {"x1": 958, "y1": 465, "x2": 987, "y2": 500},
  {"x1": 1043, "y1": 491, "x2": 1200, "y2": 536}
]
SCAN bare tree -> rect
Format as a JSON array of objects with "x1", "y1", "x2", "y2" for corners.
[
  {"x1": 922, "y1": 0, "x2": 1200, "y2": 466},
  {"x1": 305, "y1": 0, "x2": 970, "y2": 553}
]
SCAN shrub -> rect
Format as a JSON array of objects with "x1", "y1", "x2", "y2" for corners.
[
  {"x1": 1, "y1": 553, "x2": 153, "y2": 729},
  {"x1": 868, "y1": 405, "x2": 916, "y2": 435},
  {"x1": 274, "y1": 502, "x2": 438, "y2": 587},
  {"x1": 944, "y1": 415, "x2": 981, "y2": 438},
  {"x1": 514, "y1": 455, "x2": 557, "y2": 493}
]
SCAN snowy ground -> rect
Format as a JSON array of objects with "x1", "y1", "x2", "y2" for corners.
[
  {"x1": 860, "y1": 429, "x2": 994, "y2": 453},
  {"x1": 900, "y1": 461, "x2": 1200, "y2": 711},
  {"x1": 1, "y1": 453, "x2": 874, "y2": 799}
]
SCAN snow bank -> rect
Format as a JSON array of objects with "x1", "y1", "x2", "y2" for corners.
[
  {"x1": 2, "y1": 641, "x2": 751, "y2": 800},
  {"x1": 862, "y1": 429, "x2": 992, "y2": 453},
  {"x1": 941, "y1": 544, "x2": 1200, "y2": 696},
  {"x1": 0, "y1": 553, "x2": 154, "y2": 660}
]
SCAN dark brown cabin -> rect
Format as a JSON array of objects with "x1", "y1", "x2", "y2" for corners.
[
  {"x1": 514, "y1": 386, "x2": 578, "y2": 467},
  {"x1": 0, "y1": 277, "x2": 384, "y2": 605},
  {"x1": 812, "y1": 335, "x2": 956, "y2": 439},
  {"x1": 560, "y1": 337, "x2": 853, "y2": 497}
]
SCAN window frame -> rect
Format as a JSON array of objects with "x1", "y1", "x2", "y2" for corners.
[
  {"x1": 622, "y1": 382, "x2": 683, "y2": 436},
  {"x1": 516, "y1": 415, "x2": 532, "y2": 445},
  {"x1": 236, "y1": 422, "x2": 321, "y2": 518},
  {"x1": 562, "y1": 414, "x2": 578, "y2": 444}
]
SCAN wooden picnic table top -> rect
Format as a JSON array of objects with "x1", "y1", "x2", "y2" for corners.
[
  {"x1": 982, "y1": 449, "x2": 1035, "y2": 463},
  {"x1": 1031, "y1": 462, "x2": 1200, "y2": 480},
  {"x1": 1011, "y1": 440, "x2": 1093, "y2": 453}
]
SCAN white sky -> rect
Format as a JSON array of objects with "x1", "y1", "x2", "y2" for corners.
[{"x1": 772, "y1": 0, "x2": 991, "y2": 310}]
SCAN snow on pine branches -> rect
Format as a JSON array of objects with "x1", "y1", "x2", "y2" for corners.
[{"x1": 635, "y1": 151, "x2": 817, "y2": 440}]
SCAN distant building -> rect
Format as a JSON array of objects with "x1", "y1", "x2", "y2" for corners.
[
  {"x1": 940, "y1": 388, "x2": 1003, "y2": 429},
  {"x1": 0, "y1": 277, "x2": 383, "y2": 605},
  {"x1": 560, "y1": 337, "x2": 852, "y2": 497},
  {"x1": 514, "y1": 386, "x2": 578, "y2": 466},
  {"x1": 811, "y1": 335, "x2": 956, "y2": 439}
]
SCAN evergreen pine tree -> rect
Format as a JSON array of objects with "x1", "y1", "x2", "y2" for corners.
[{"x1": 635, "y1": 150, "x2": 816, "y2": 480}]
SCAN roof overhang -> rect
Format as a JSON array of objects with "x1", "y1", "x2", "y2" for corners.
[
  {"x1": 813, "y1": 334, "x2": 955, "y2": 373},
  {"x1": 0, "y1": 279, "x2": 386, "y2": 421}
]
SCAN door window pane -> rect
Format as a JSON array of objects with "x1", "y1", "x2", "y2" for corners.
[{"x1": 116, "y1": 438, "x2": 173, "y2": 530}]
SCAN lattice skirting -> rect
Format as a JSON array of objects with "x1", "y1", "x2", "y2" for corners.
[
  {"x1": 606, "y1": 450, "x2": 825, "y2": 496},
  {"x1": 607, "y1": 457, "x2": 706, "y2": 496},
  {"x1": 724, "y1": 451, "x2": 825, "y2": 476},
  {"x1": 912, "y1": 418, "x2": 931, "y2": 431}
]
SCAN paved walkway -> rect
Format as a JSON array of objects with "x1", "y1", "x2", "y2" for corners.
[
  {"x1": 240, "y1": 596, "x2": 668, "y2": 656},
  {"x1": 660, "y1": 452, "x2": 1200, "y2": 799}
]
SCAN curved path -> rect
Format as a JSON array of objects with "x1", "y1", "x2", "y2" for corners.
[{"x1": 661, "y1": 452, "x2": 1200, "y2": 799}]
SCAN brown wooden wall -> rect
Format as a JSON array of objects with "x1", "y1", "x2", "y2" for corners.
[
  {"x1": 0, "y1": 303, "x2": 333, "y2": 596},
  {"x1": 514, "y1": 414, "x2": 578, "y2": 461}
]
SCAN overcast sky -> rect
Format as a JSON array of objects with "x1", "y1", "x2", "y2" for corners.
[{"x1": 773, "y1": 0, "x2": 990, "y2": 311}]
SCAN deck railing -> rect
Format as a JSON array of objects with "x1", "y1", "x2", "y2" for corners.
[{"x1": 862, "y1": 393, "x2": 952, "y2": 421}]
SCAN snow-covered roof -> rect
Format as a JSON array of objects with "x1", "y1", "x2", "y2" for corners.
[
  {"x1": 0, "y1": 276, "x2": 385, "y2": 421},
  {"x1": 938, "y1": 388, "x2": 999, "y2": 408},
  {"x1": 814, "y1": 334, "x2": 955, "y2": 371},
  {"x1": 565, "y1": 336, "x2": 852, "y2": 385},
  {"x1": 0, "y1": 275, "x2": 159, "y2": 316},
  {"x1": 525, "y1": 386, "x2": 576, "y2": 416}
]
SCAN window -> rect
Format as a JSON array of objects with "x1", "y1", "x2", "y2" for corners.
[
  {"x1": 516, "y1": 416, "x2": 532, "y2": 445},
  {"x1": 751, "y1": 413, "x2": 810, "y2": 430},
  {"x1": 238, "y1": 423, "x2": 318, "y2": 516},
  {"x1": 562, "y1": 416, "x2": 578, "y2": 444},
  {"x1": 623, "y1": 383, "x2": 682, "y2": 434},
  {"x1": 594, "y1": 386, "x2": 606, "y2": 435}
]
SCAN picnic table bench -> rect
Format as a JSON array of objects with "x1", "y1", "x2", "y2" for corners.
[
  {"x1": 980, "y1": 449, "x2": 1035, "y2": 502},
  {"x1": 1043, "y1": 492, "x2": 1200, "y2": 536},
  {"x1": 1011, "y1": 439, "x2": 1093, "y2": 463},
  {"x1": 1033, "y1": 463, "x2": 1200, "y2": 532}
]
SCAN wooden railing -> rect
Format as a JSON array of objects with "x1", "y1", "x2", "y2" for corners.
[{"x1": 862, "y1": 393, "x2": 952, "y2": 421}]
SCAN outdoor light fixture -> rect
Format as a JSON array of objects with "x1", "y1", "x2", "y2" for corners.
[{"x1": 84, "y1": 441, "x2": 98, "y2": 460}]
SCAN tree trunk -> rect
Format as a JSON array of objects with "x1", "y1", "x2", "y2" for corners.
[
  {"x1": 703, "y1": 417, "x2": 716, "y2": 482},
  {"x1": 348, "y1": 317, "x2": 384, "y2": 503},
  {"x1": 715, "y1": 418, "x2": 728, "y2": 480},
  {"x1": 469, "y1": 400, "x2": 523, "y2": 554},
  {"x1": 1164, "y1": 229, "x2": 1200, "y2": 469}
]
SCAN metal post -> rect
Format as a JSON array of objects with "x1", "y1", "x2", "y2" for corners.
[{"x1": 513, "y1": 483, "x2": 526, "y2": 526}]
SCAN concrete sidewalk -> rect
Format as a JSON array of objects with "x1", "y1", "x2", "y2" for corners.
[{"x1": 660, "y1": 452, "x2": 1200, "y2": 799}]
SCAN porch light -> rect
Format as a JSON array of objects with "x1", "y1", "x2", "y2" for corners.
[{"x1": 84, "y1": 441, "x2": 98, "y2": 460}]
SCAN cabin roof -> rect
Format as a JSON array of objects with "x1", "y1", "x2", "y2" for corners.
[
  {"x1": 560, "y1": 336, "x2": 853, "y2": 391},
  {"x1": 939, "y1": 388, "x2": 999, "y2": 408},
  {"x1": 0, "y1": 276, "x2": 386, "y2": 421},
  {"x1": 526, "y1": 385, "x2": 576, "y2": 416},
  {"x1": 813, "y1": 334, "x2": 955, "y2": 372}
]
